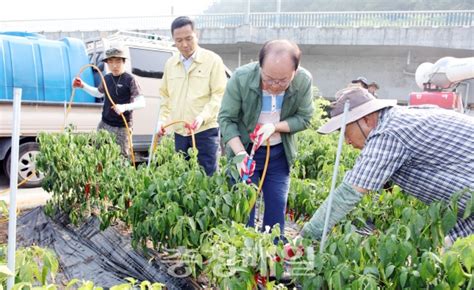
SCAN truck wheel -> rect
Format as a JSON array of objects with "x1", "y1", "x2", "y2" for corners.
[{"x1": 4, "y1": 142, "x2": 44, "y2": 188}]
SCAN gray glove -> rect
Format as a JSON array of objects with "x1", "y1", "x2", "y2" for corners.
[{"x1": 301, "y1": 181, "x2": 363, "y2": 240}]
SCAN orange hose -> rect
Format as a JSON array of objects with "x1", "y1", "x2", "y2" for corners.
[
  {"x1": 151, "y1": 120, "x2": 196, "y2": 153},
  {"x1": 0, "y1": 170, "x2": 36, "y2": 195},
  {"x1": 258, "y1": 140, "x2": 271, "y2": 194},
  {"x1": 249, "y1": 140, "x2": 271, "y2": 210}
]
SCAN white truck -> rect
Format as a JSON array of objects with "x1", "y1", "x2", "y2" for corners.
[{"x1": 0, "y1": 31, "x2": 177, "y2": 187}]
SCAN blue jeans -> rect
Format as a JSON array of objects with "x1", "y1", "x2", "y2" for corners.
[
  {"x1": 247, "y1": 143, "x2": 290, "y2": 234},
  {"x1": 174, "y1": 127, "x2": 220, "y2": 176}
]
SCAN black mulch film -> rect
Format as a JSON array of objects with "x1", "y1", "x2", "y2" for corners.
[{"x1": 16, "y1": 207, "x2": 197, "y2": 289}]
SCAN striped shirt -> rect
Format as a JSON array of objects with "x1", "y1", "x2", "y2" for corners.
[
  {"x1": 257, "y1": 90, "x2": 284, "y2": 145},
  {"x1": 345, "y1": 106, "x2": 474, "y2": 239}
]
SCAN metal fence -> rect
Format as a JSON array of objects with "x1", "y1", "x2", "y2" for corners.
[
  {"x1": 244, "y1": 10, "x2": 474, "y2": 28},
  {"x1": 1, "y1": 10, "x2": 472, "y2": 32}
]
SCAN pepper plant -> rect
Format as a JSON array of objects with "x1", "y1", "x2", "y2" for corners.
[
  {"x1": 292, "y1": 98, "x2": 357, "y2": 181},
  {"x1": 293, "y1": 194, "x2": 473, "y2": 289},
  {"x1": 191, "y1": 222, "x2": 295, "y2": 290},
  {"x1": 36, "y1": 129, "x2": 124, "y2": 225},
  {"x1": 129, "y1": 142, "x2": 257, "y2": 250},
  {"x1": 0, "y1": 245, "x2": 58, "y2": 289}
]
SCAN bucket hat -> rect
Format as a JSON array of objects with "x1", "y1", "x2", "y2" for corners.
[
  {"x1": 318, "y1": 87, "x2": 396, "y2": 134},
  {"x1": 102, "y1": 48, "x2": 127, "y2": 62}
]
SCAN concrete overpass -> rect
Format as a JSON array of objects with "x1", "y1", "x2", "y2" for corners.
[{"x1": 1, "y1": 11, "x2": 473, "y2": 105}]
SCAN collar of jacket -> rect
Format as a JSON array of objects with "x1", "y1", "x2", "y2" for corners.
[
  {"x1": 248, "y1": 63, "x2": 298, "y2": 99},
  {"x1": 173, "y1": 46, "x2": 203, "y2": 66}
]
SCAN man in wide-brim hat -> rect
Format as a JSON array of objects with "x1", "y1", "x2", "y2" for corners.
[{"x1": 301, "y1": 86, "x2": 474, "y2": 245}]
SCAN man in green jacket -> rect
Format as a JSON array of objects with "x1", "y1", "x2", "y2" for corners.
[{"x1": 218, "y1": 39, "x2": 314, "y2": 234}]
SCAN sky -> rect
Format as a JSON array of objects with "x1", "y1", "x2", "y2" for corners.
[{"x1": 1, "y1": 0, "x2": 216, "y2": 21}]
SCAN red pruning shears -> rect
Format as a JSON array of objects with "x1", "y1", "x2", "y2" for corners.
[{"x1": 241, "y1": 124, "x2": 264, "y2": 183}]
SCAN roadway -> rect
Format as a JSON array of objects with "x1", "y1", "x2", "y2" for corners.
[{"x1": 0, "y1": 169, "x2": 50, "y2": 210}]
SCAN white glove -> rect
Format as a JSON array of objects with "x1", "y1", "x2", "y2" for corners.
[
  {"x1": 114, "y1": 104, "x2": 128, "y2": 114},
  {"x1": 235, "y1": 151, "x2": 256, "y2": 180},
  {"x1": 235, "y1": 150, "x2": 248, "y2": 173},
  {"x1": 256, "y1": 123, "x2": 276, "y2": 146},
  {"x1": 113, "y1": 96, "x2": 146, "y2": 114}
]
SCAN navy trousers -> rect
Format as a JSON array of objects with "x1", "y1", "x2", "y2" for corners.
[
  {"x1": 247, "y1": 143, "x2": 290, "y2": 234},
  {"x1": 174, "y1": 127, "x2": 220, "y2": 176}
]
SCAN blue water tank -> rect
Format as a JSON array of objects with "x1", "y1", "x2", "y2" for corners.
[{"x1": 0, "y1": 32, "x2": 95, "y2": 103}]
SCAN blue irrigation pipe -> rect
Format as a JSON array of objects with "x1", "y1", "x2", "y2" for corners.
[{"x1": 319, "y1": 100, "x2": 350, "y2": 253}]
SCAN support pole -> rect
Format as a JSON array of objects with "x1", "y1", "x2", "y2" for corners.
[
  {"x1": 319, "y1": 100, "x2": 350, "y2": 253},
  {"x1": 7, "y1": 88, "x2": 22, "y2": 290},
  {"x1": 148, "y1": 97, "x2": 162, "y2": 167}
]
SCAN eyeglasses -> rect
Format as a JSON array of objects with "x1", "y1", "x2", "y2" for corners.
[{"x1": 261, "y1": 71, "x2": 293, "y2": 87}]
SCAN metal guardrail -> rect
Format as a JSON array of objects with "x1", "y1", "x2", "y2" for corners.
[
  {"x1": 0, "y1": 11, "x2": 472, "y2": 32},
  {"x1": 200, "y1": 11, "x2": 474, "y2": 28}
]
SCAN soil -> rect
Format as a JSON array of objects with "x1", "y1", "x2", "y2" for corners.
[
  {"x1": 0, "y1": 210, "x2": 25, "y2": 244},
  {"x1": 0, "y1": 218, "x2": 6, "y2": 244}
]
